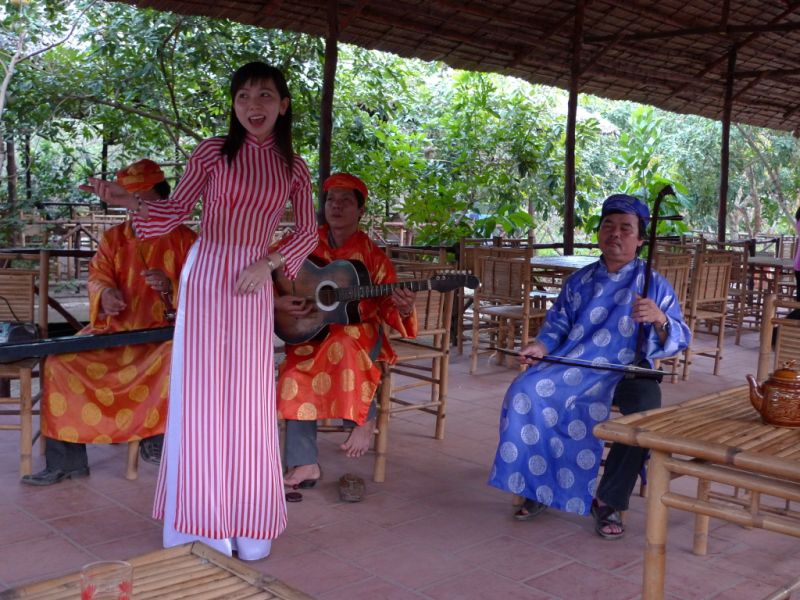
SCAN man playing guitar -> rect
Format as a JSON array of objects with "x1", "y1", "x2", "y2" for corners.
[{"x1": 274, "y1": 173, "x2": 416, "y2": 497}]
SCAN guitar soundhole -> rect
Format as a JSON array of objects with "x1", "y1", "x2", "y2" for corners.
[{"x1": 317, "y1": 285, "x2": 337, "y2": 309}]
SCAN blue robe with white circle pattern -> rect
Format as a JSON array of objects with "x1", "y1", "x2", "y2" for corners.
[{"x1": 488, "y1": 257, "x2": 690, "y2": 515}]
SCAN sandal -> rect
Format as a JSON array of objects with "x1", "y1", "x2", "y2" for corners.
[
  {"x1": 338, "y1": 473, "x2": 365, "y2": 502},
  {"x1": 284, "y1": 464, "x2": 322, "y2": 489},
  {"x1": 513, "y1": 498, "x2": 548, "y2": 521},
  {"x1": 591, "y1": 501, "x2": 625, "y2": 540}
]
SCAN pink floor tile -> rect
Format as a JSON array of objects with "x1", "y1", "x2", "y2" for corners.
[
  {"x1": 660, "y1": 553, "x2": 743, "y2": 599},
  {"x1": 353, "y1": 542, "x2": 474, "y2": 589},
  {"x1": 422, "y1": 568, "x2": 553, "y2": 600},
  {"x1": 295, "y1": 515, "x2": 411, "y2": 561},
  {"x1": 255, "y1": 549, "x2": 371, "y2": 596},
  {"x1": 708, "y1": 577, "x2": 789, "y2": 599},
  {"x1": 20, "y1": 481, "x2": 115, "y2": 521},
  {"x1": 87, "y1": 528, "x2": 163, "y2": 561},
  {"x1": 454, "y1": 535, "x2": 572, "y2": 581},
  {"x1": 0, "y1": 506, "x2": 55, "y2": 544},
  {"x1": 319, "y1": 576, "x2": 426, "y2": 600},
  {"x1": 524, "y1": 561, "x2": 641, "y2": 600},
  {"x1": 543, "y1": 530, "x2": 645, "y2": 572},
  {"x1": 47, "y1": 505, "x2": 160, "y2": 547},
  {"x1": 0, "y1": 535, "x2": 95, "y2": 587}
]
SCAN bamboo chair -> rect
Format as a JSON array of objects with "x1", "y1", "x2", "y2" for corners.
[
  {"x1": 374, "y1": 285, "x2": 454, "y2": 481},
  {"x1": 652, "y1": 250, "x2": 692, "y2": 382},
  {"x1": 757, "y1": 294, "x2": 800, "y2": 380},
  {"x1": 681, "y1": 250, "x2": 733, "y2": 380},
  {"x1": 385, "y1": 245, "x2": 449, "y2": 266},
  {"x1": 470, "y1": 248, "x2": 547, "y2": 374},
  {"x1": 455, "y1": 237, "x2": 493, "y2": 355},
  {"x1": 458, "y1": 244, "x2": 529, "y2": 357},
  {"x1": 0, "y1": 266, "x2": 46, "y2": 476},
  {"x1": 725, "y1": 246, "x2": 764, "y2": 344}
]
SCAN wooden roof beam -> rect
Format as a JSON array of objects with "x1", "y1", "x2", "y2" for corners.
[
  {"x1": 585, "y1": 20, "x2": 800, "y2": 45},
  {"x1": 736, "y1": 67, "x2": 800, "y2": 78},
  {"x1": 357, "y1": 5, "x2": 528, "y2": 60},
  {"x1": 696, "y1": 2, "x2": 800, "y2": 77},
  {"x1": 663, "y1": 3, "x2": 800, "y2": 104},
  {"x1": 433, "y1": 0, "x2": 570, "y2": 35},
  {"x1": 339, "y1": 0, "x2": 371, "y2": 32},
  {"x1": 507, "y1": 8, "x2": 577, "y2": 68}
]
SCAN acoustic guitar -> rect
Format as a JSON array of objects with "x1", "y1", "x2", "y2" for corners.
[{"x1": 273, "y1": 258, "x2": 479, "y2": 344}]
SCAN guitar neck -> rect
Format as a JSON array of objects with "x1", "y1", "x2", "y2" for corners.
[{"x1": 337, "y1": 279, "x2": 431, "y2": 301}]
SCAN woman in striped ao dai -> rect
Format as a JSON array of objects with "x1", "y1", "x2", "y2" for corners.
[{"x1": 87, "y1": 62, "x2": 317, "y2": 560}]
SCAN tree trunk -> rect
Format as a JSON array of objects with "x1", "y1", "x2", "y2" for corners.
[
  {"x1": 6, "y1": 136, "x2": 19, "y2": 245},
  {"x1": 101, "y1": 134, "x2": 109, "y2": 213},
  {"x1": 24, "y1": 133, "x2": 33, "y2": 205}
]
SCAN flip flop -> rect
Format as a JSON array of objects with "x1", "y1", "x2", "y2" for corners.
[
  {"x1": 591, "y1": 501, "x2": 625, "y2": 540},
  {"x1": 338, "y1": 473, "x2": 365, "y2": 502},
  {"x1": 513, "y1": 498, "x2": 548, "y2": 521}
]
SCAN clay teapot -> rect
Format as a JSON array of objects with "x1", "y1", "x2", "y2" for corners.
[{"x1": 746, "y1": 361, "x2": 800, "y2": 427}]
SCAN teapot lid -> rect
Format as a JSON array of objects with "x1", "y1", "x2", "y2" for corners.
[{"x1": 772, "y1": 360, "x2": 800, "y2": 381}]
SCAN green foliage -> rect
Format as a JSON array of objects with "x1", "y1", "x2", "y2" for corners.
[{"x1": 3, "y1": 2, "x2": 800, "y2": 250}]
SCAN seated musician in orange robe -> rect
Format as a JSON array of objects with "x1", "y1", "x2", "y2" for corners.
[
  {"x1": 275, "y1": 173, "x2": 416, "y2": 499},
  {"x1": 22, "y1": 160, "x2": 197, "y2": 486}
]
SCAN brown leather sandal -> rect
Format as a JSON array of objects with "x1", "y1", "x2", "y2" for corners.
[{"x1": 338, "y1": 473, "x2": 366, "y2": 502}]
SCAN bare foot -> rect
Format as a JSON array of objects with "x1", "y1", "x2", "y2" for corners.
[
  {"x1": 284, "y1": 463, "x2": 320, "y2": 486},
  {"x1": 340, "y1": 420, "x2": 375, "y2": 458}
]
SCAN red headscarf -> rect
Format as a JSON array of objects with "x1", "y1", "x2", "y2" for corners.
[
  {"x1": 116, "y1": 159, "x2": 166, "y2": 193},
  {"x1": 322, "y1": 173, "x2": 368, "y2": 201}
]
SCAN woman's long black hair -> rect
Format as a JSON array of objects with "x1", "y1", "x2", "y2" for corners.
[{"x1": 220, "y1": 62, "x2": 294, "y2": 171}]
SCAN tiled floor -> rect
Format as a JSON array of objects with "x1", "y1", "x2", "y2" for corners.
[{"x1": 1, "y1": 328, "x2": 798, "y2": 599}]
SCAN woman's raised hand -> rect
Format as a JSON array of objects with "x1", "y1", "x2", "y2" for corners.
[{"x1": 79, "y1": 177, "x2": 136, "y2": 210}]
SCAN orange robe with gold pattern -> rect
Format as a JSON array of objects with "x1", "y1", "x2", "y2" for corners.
[
  {"x1": 42, "y1": 221, "x2": 197, "y2": 444},
  {"x1": 277, "y1": 226, "x2": 417, "y2": 425}
]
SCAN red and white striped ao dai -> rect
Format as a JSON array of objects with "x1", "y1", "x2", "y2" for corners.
[{"x1": 134, "y1": 134, "x2": 316, "y2": 545}]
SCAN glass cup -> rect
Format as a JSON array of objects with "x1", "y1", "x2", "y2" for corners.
[{"x1": 80, "y1": 560, "x2": 133, "y2": 600}]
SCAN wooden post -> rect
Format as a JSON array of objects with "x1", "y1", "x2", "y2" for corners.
[
  {"x1": 563, "y1": 0, "x2": 584, "y2": 255},
  {"x1": 718, "y1": 46, "x2": 736, "y2": 244},
  {"x1": 692, "y1": 478, "x2": 710, "y2": 555},
  {"x1": 373, "y1": 363, "x2": 391, "y2": 482},
  {"x1": 38, "y1": 250, "x2": 50, "y2": 336},
  {"x1": 20, "y1": 367, "x2": 32, "y2": 476},
  {"x1": 643, "y1": 449, "x2": 670, "y2": 600},
  {"x1": 318, "y1": 0, "x2": 339, "y2": 211},
  {"x1": 126, "y1": 440, "x2": 139, "y2": 480}
]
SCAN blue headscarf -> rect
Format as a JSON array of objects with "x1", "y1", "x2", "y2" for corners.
[{"x1": 601, "y1": 194, "x2": 650, "y2": 228}]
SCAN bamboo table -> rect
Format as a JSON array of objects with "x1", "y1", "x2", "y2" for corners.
[
  {"x1": 0, "y1": 542, "x2": 313, "y2": 599},
  {"x1": 594, "y1": 385, "x2": 800, "y2": 600},
  {"x1": 529, "y1": 254, "x2": 598, "y2": 272}
]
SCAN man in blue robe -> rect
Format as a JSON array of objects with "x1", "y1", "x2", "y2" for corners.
[{"x1": 488, "y1": 194, "x2": 690, "y2": 539}]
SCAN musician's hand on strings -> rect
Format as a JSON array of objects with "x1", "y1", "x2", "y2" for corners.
[
  {"x1": 80, "y1": 178, "x2": 137, "y2": 211},
  {"x1": 517, "y1": 341, "x2": 546, "y2": 365},
  {"x1": 100, "y1": 288, "x2": 127, "y2": 316},
  {"x1": 632, "y1": 295, "x2": 666, "y2": 326},
  {"x1": 392, "y1": 288, "x2": 415, "y2": 318},
  {"x1": 274, "y1": 295, "x2": 313, "y2": 318},
  {"x1": 142, "y1": 269, "x2": 172, "y2": 294}
]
